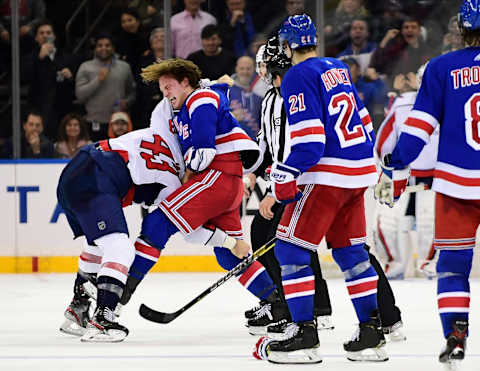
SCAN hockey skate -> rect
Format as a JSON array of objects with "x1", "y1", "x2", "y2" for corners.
[
  {"x1": 246, "y1": 291, "x2": 291, "y2": 335},
  {"x1": 59, "y1": 284, "x2": 94, "y2": 336},
  {"x1": 344, "y1": 312, "x2": 388, "y2": 362},
  {"x1": 267, "y1": 314, "x2": 334, "y2": 340},
  {"x1": 81, "y1": 307, "x2": 129, "y2": 343},
  {"x1": 266, "y1": 321, "x2": 322, "y2": 364},
  {"x1": 383, "y1": 321, "x2": 406, "y2": 342},
  {"x1": 439, "y1": 320, "x2": 467, "y2": 371}
]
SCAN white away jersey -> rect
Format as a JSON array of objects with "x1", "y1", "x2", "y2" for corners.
[
  {"x1": 107, "y1": 99, "x2": 184, "y2": 202},
  {"x1": 376, "y1": 91, "x2": 439, "y2": 177}
]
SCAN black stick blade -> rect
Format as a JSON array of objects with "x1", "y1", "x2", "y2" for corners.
[{"x1": 139, "y1": 303, "x2": 178, "y2": 324}]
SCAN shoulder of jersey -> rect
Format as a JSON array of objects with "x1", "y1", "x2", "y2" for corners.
[{"x1": 185, "y1": 88, "x2": 221, "y2": 115}]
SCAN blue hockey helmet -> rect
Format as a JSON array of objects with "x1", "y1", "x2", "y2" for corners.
[
  {"x1": 458, "y1": 0, "x2": 480, "y2": 31},
  {"x1": 278, "y1": 14, "x2": 317, "y2": 50}
]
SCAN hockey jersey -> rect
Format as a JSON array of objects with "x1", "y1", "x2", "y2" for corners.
[
  {"x1": 280, "y1": 57, "x2": 377, "y2": 188},
  {"x1": 376, "y1": 91, "x2": 439, "y2": 177},
  {"x1": 172, "y1": 84, "x2": 262, "y2": 174},
  {"x1": 97, "y1": 98, "x2": 184, "y2": 206},
  {"x1": 390, "y1": 47, "x2": 480, "y2": 199}
]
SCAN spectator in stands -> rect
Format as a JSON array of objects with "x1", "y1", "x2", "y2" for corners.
[
  {"x1": 337, "y1": 18, "x2": 377, "y2": 75},
  {"x1": 261, "y1": 0, "x2": 305, "y2": 38},
  {"x1": 170, "y1": 0, "x2": 216, "y2": 59},
  {"x1": 0, "y1": 110, "x2": 54, "y2": 158},
  {"x1": 108, "y1": 111, "x2": 133, "y2": 138},
  {"x1": 187, "y1": 24, "x2": 236, "y2": 80},
  {"x1": 134, "y1": 27, "x2": 164, "y2": 128},
  {"x1": 366, "y1": 0, "x2": 404, "y2": 44},
  {"x1": 75, "y1": 33, "x2": 136, "y2": 141},
  {"x1": 249, "y1": 33, "x2": 268, "y2": 59},
  {"x1": 442, "y1": 15, "x2": 464, "y2": 53},
  {"x1": 115, "y1": 9, "x2": 150, "y2": 75},
  {"x1": 54, "y1": 113, "x2": 91, "y2": 159},
  {"x1": 343, "y1": 57, "x2": 386, "y2": 129},
  {"x1": 324, "y1": 0, "x2": 370, "y2": 55},
  {"x1": 218, "y1": 0, "x2": 255, "y2": 57},
  {"x1": 128, "y1": 0, "x2": 164, "y2": 28},
  {"x1": 24, "y1": 20, "x2": 82, "y2": 141},
  {"x1": 369, "y1": 16, "x2": 433, "y2": 88},
  {"x1": 0, "y1": 0, "x2": 46, "y2": 75},
  {"x1": 229, "y1": 56, "x2": 263, "y2": 138}
]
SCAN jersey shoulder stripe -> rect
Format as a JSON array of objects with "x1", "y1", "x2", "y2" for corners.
[{"x1": 186, "y1": 89, "x2": 220, "y2": 117}]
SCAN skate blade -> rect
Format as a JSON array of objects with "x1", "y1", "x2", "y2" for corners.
[
  {"x1": 80, "y1": 328, "x2": 127, "y2": 343},
  {"x1": 387, "y1": 331, "x2": 407, "y2": 342},
  {"x1": 266, "y1": 332, "x2": 287, "y2": 340},
  {"x1": 346, "y1": 347, "x2": 389, "y2": 362},
  {"x1": 443, "y1": 360, "x2": 461, "y2": 371},
  {"x1": 247, "y1": 325, "x2": 267, "y2": 336},
  {"x1": 268, "y1": 348, "x2": 322, "y2": 364},
  {"x1": 59, "y1": 319, "x2": 86, "y2": 337}
]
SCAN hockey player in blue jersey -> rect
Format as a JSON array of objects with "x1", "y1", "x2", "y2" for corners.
[
  {"x1": 254, "y1": 14, "x2": 387, "y2": 364},
  {"x1": 375, "y1": 1, "x2": 480, "y2": 368}
]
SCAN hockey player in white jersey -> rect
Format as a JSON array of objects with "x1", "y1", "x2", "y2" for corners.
[
  {"x1": 375, "y1": 65, "x2": 439, "y2": 279},
  {"x1": 58, "y1": 98, "x2": 250, "y2": 342}
]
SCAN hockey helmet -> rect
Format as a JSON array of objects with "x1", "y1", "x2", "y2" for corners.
[
  {"x1": 458, "y1": 0, "x2": 480, "y2": 31},
  {"x1": 278, "y1": 14, "x2": 317, "y2": 50},
  {"x1": 266, "y1": 50, "x2": 292, "y2": 80},
  {"x1": 263, "y1": 36, "x2": 281, "y2": 61}
]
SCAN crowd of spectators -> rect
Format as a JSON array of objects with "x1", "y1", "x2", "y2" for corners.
[{"x1": 0, "y1": 0, "x2": 465, "y2": 158}]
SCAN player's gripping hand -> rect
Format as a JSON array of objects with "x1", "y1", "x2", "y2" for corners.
[
  {"x1": 270, "y1": 162, "x2": 302, "y2": 204},
  {"x1": 184, "y1": 146, "x2": 216, "y2": 172},
  {"x1": 374, "y1": 154, "x2": 409, "y2": 208},
  {"x1": 253, "y1": 336, "x2": 274, "y2": 360}
]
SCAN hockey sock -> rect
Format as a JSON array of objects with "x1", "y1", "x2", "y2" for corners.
[
  {"x1": 141, "y1": 208, "x2": 179, "y2": 249},
  {"x1": 436, "y1": 249, "x2": 472, "y2": 338},
  {"x1": 275, "y1": 240, "x2": 314, "y2": 323},
  {"x1": 332, "y1": 244, "x2": 378, "y2": 323},
  {"x1": 214, "y1": 246, "x2": 275, "y2": 300},
  {"x1": 128, "y1": 237, "x2": 162, "y2": 281},
  {"x1": 97, "y1": 276, "x2": 125, "y2": 311}
]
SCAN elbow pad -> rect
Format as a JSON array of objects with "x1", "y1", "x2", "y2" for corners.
[{"x1": 184, "y1": 147, "x2": 216, "y2": 172}]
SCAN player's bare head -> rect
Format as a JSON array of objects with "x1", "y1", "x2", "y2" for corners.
[
  {"x1": 458, "y1": 0, "x2": 480, "y2": 46},
  {"x1": 142, "y1": 59, "x2": 201, "y2": 109}
]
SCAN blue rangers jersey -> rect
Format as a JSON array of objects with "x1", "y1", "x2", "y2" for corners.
[
  {"x1": 172, "y1": 84, "x2": 261, "y2": 173},
  {"x1": 280, "y1": 57, "x2": 377, "y2": 188},
  {"x1": 390, "y1": 47, "x2": 480, "y2": 199}
]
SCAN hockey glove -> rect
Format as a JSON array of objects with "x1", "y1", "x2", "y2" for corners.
[
  {"x1": 184, "y1": 147, "x2": 216, "y2": 172},
  {"x1": 270, "y1": 161, "x2": 302, "y2": 204},
  {"x1": 374, "y1": 154, "x2": 409, "y2": 208}
]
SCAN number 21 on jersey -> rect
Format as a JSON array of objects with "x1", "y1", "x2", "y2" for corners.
[
  {"x1": 288, "y1": 93, "x2": 306, "y2": 114},
  {"x1": 328, "y1": 92, "x2": 366, "y2": 148}
]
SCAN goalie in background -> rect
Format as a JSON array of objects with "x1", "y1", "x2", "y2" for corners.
[{"x1": 374, "y1": 64, "x2": 439, "y2": 280}]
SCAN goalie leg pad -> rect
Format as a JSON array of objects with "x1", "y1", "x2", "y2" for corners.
[
  {"x1": 332, "y1": 244, "x2": 378, "y2": 323},
  {"x1": 436, "y1": 249, "x2": 473, "y2": 338}
]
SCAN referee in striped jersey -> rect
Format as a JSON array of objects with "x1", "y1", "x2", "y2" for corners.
[{"x1": 245, "y1": 37, "x2": 334, "y2": 332}]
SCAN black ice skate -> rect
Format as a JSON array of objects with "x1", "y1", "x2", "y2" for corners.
[
  {"x1": 59, "y1": 284, "x2": 92, "y2": 336},
  {"x1": 244, "y1": 289, "x2": 281, "y2": 320},
  {"x1": 81, "y1": 307, "x2": 129, "y2": 343},
  {"x1": 439, "y1": 320, "x2": 467, "y2": 370},
  {"x1": 267, "y1": 321, "x2": 322, "y2": 364},
  {"x1": 344, "y1": 311, "x2": 389, "y2": 362},
  {"x1": 246, "y1": 291, "x2": 291, "y2": 336}
]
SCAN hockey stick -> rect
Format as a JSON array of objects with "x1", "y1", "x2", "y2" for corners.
[{"x1": 139, "y1": 237, "x2": 277, "y2": 324}]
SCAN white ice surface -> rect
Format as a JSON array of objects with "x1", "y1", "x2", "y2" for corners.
[{"x1": 0, "y1": 274, "x2": 479, "y2": 371}]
